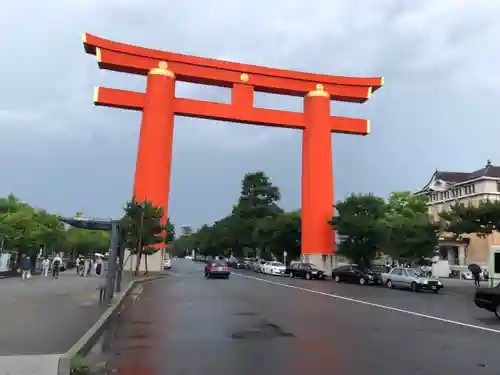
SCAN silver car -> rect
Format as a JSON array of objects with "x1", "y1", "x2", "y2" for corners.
[{"x1": 382, "y1": 267, "x2": 443, "y2": 293}]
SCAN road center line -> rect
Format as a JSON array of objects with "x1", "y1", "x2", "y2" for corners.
[{"x1": 232, "y1": 272, "x2": 500, "y2": 334}]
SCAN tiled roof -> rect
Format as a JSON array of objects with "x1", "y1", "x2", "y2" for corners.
[
  {"x1": 417, "y1": 161, "x2": 500, "y2": 193},
  {"x1": 437, "y1": 161, "x2": 500, "y2": 183}
]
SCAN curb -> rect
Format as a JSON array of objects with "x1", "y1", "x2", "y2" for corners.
[{"x1": 57, "y1": 274, "x2": 164, "y2": 375}]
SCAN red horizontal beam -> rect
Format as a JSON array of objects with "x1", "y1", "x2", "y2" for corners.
[
  {"x1": 94, "y1": 87, "x2": 369, "y2": 135},
  {"x1": 83, "y1": 33, "x2": 383, "y2": 93},
  {"x1": 95, "y1": 48, "x2": 372, "y2": 103}
]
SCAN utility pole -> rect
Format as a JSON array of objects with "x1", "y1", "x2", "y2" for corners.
[{"x1": 104, "y1": 221, "x2": 120, "y2": 305}]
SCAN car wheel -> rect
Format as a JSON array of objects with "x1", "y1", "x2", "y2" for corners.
[
  {"x1": 334, "y1": 275, "x2": 340, "y2": 283},
  {"x1": 433, "y1": 289, "x2": 439, "y2": 293},
  {"x1": 495, "y1": 304, "x2": 500, "y2": 320},
  {"x1": 305, "y1": 273, "x2": 312, "y2": 280},
  {"x1": 411, "y1": 282, "x2": 419, "y2": 292},
  {"x1": 359, "y1": 277, "x2": 366, "y2": 285},
  {"x1": 225, "y1": 275, "x2": 230, "y2": 279},
  {"x1": 387, "y1": 280, "x2": 393, "y2": 289}
]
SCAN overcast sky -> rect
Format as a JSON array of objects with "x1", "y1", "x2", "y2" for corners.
[{"x1": 1, "y1": 0, "x2": 499, "y2": 229}]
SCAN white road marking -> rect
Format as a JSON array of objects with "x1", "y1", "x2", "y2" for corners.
[{"x1": 232, "y1": 272, "x2": 500, "y2": 334}]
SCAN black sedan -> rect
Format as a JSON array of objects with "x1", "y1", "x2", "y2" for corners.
[
  {"x1": 474, "y1": 284, "x2": 500, "y2": 320},
  {"x1": 235, "y1": 259, "x2": 246, "y2": 269},
  {"x1": 204, "y1": 261, "x2": 230, "y2": 279},
  {"x1": 287, "y1": 262, "x2": 326, "y2": 280},
  {"x1": 331, "y1": 265, "x2": 381, "y2": 285}
]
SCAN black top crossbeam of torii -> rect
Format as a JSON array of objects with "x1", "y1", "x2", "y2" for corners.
[{"x1": 58, "y1": 216, "x2": 118, "y2": 231}]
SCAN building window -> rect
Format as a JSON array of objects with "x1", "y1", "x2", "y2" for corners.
[{"x1": 464, "y1": 184, "x2": 475, "y2": 195}]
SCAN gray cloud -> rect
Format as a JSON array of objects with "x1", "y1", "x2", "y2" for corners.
[{"x1": 1, "y1": 0, "x2": 499, "y2": 229}]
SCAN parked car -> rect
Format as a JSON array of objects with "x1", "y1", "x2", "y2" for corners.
[
  {"x1": 163, "y1": 259, "x2": 172, "y2": 270},
  {"x1": 262, "y1": 261, "x2": 286, "y2": 276},
  {"x1": 234, "y1": 259, "x2": 246, "y2": 269},
  {"x1": 204, "y1": 260, "x2": 230, "y2": 279},
  {"x1": 253, "y1": 259, "x2": 267, "y2": 273},
  {"x1": 287, "y1": 262, "x2": 326, "y2": 280},
  {"x1": 331, "y1": 265, "x2": 381, "y2": 285},
  {"x1": 474, "y1": 284, "x2": 500, "y2": 320},
  {"x1": 382, "y1": 267, "x2": 443, "y2": 293}
]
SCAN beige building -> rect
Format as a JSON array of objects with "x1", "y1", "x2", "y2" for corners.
[{"x1": 415, "y1": 161, "x2": 500, "y2": 267}]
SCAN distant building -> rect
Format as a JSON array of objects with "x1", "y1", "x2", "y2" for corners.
[{"x1": 414, "y1": 160, "x2": 500, "y2": 266}]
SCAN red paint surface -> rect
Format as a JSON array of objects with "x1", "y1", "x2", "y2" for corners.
[
  {"x1": 133, "y1": 72, "x2": 175, "y2": 239},
  {"x1": 302, "y1": 94, "x2": 335, "y2": 254},
  {"x1": 84, "y1": 33, "x2": 383, "y2": 255}
]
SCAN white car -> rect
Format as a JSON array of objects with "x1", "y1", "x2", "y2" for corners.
[
  {"x1": 163, "y1": 259, "x2": 172, "y2": 270},
  {"x1": 262, "y1": 261, "x2": 286, "y2": 276}
]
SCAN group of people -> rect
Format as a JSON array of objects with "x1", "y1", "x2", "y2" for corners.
[
  {"x1": 20, "y1": 254, "x2": 62, "y2": 280},
  {"x1": 19, "y1": 253, "x2": 103, "y2": 281},
  {"x1": 76, "y1": 255, "x2": 103, "y2": 276}
]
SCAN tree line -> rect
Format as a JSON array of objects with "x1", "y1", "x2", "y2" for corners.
[
  {"x1": 0, "y1": 195, "x2": 110, "y2": 258},
  {"x1": 172, "y1": 172, "x2": 301, "y2": 261},
  {"x1": 4, "y1": 173, "x2": 498, "y2": 272},
  {"x1": 0, "y1": 194, "x2": 175, "y2": 276},
  {"x1": 172, "y1": 172, "x2": 500, "y2": 267}
]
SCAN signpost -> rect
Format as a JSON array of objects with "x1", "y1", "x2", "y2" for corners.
[{"x1": 283, "y1": 251, "x2": 288, "y2": 265}]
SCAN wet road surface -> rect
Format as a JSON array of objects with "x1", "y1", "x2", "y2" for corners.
[{"x1": 99, "y1": 259, "x2": 500, "y2": 374}]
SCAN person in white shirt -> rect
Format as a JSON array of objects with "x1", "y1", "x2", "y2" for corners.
[{"x1": 41, "y1": 256, "x2": 50, "y2": 277}]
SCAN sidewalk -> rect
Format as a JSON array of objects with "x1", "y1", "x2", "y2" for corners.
[{"x1": 0, "y1": 271, "x2": 125, "y2": 375}]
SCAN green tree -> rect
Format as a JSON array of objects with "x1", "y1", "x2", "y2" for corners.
[
  {"x1": 330, "y1": 194, "x2": 388, "y2": 268},
  {"x1": 232, "y1": 172, "x2": 282, "y2": 219},
  {"x1": 121, "y1": 197, "x2": 165, "y2": 275},
  {"x1": 166, "y1": 217, "x2": 176, "y2": 243},
  {"x1": 258, "y1": 211, "x2": 301, "y2": 262},
  {"x1": 383, "y1": 192, "x2": 440, "y2": 263},
  {"x1": 440, "y1": 200, "x2": 500, "y2": 238},
  {"x1": 231, "y1": 172, "x2": 283, "y2": 255}
]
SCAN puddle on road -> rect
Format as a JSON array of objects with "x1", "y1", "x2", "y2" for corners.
[
  {"x1": 233, "y1": 312, "x2": 258, "y2": 316},
  {"x1": 232, "y1": 320, "x2": 294, "y2": 341}
]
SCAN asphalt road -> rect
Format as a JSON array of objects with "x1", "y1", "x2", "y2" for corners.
[{"x1": 98, "y1": 259, "x2": 500, "y2": 375}]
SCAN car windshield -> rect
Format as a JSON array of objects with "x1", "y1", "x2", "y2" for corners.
[
  {"x1": 211, "y1": 261, "x2": 226, "y2": 266},
  {"x1": 406, "y1": 268, "x2": 425, "y2": 277}
]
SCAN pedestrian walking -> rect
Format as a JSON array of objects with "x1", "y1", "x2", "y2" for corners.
[
  {"x1": 52, "y1": 255, "x2": 62, "y2": 279},
  {"x1": 76, "y1": 256, "x2": 81, "y2": 275},
  {"x1": 78, "y1": 257, "x2": 85, "y2": 276},
  {"x1": 472, "y1": 270, "x2": 481, "y2": 287},
  {"x1": 87, "y1": 256, "x2": 93, "y2": 276},
  {"x1": 21, "y1": 255, "x2": 31, "y2": 281},
  {"x1": 41, "y1": 256, "x2": 50, "y2": 277},
  {"x1": 95, "y1": 256, "x2": 103, "y2": 276}
]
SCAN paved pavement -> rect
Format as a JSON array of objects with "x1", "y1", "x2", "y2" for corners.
[
  {"x1": 0, "y1": 271, "x2": 108, "y2": 355},
  {"x1": 0, "y1": 271, "x2": 113, "y2": 375},
  {"x1": 93, "y1": 259, "x2": 500, "y2": 375}
]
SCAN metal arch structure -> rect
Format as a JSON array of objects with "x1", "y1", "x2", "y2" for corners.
[{"x1": 83, "y1": 33, "x2": 384, "y2": 255}]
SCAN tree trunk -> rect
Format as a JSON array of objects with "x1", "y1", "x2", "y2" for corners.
[
  {"x1": 135, "y1": 251, "x2": 142, "y2": 276},
  {"x1": 144, "y1": 254, "x2": 149, "y2": 276}
]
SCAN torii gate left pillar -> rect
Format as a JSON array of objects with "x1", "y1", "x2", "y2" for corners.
[{"x1": 83, "y1": 33, "x2": 383, "y2": 258}]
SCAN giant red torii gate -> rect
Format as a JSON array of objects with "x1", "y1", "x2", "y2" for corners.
[{"x1": 83, "y1": 33, "x2": 383, "y2": 257}]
